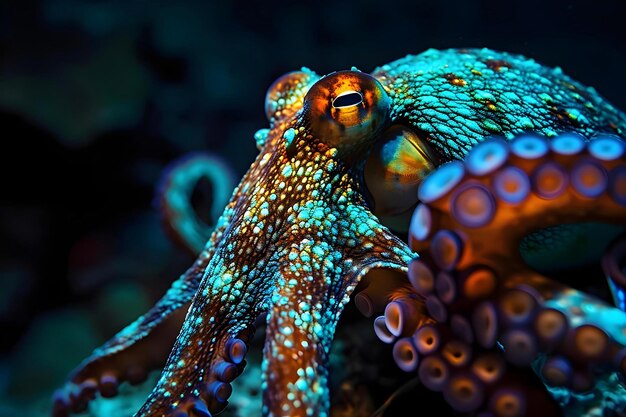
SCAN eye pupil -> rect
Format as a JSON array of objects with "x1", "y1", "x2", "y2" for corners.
[{"x1": 332, "y1": 91, "x2": 363, "y2": 108}]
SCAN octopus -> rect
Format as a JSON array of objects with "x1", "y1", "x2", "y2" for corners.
[{"x1": 52, "y1": 48, "x2": 626, "y2": 417}]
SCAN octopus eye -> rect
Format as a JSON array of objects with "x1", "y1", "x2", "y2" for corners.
[
  {"x1": 364, "y1": 125, "x2": 439, "y2": 229},
  {"x1": 332, "y1": 90, "x2": 363, "y2": 108},
  {"x1": 303, "y1": 70, "x2": 391, "y2": 152},
  {"x1": 264, "y1": 69, "x2": 320, "y2": 123}
]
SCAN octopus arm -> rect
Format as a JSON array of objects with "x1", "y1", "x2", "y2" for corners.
[
  {"x1": 262, "y1": 205, "x2": 415, "y2": 417},
  {"x1": 402, "y1": 133, "x2": 626, "y2": 414},
  {"x1": 157, "y1": 152, "x2": 236, "y2": 255},
  {"x1": 52, "y1": 201, "x2": 239, "y2": 417},
  {"x1": 133, "y1": 223, "x2": 275, "y2": 416}
]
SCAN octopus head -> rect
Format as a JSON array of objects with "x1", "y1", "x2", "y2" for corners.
[{"x1": 265, "y1": 69, "x2": 440, "y2": 230}]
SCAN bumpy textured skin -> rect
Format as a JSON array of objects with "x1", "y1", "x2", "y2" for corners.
[
  {"x1": 52, "y1": 48, "x2": 626, "y2": 417},
  {"x1": 373, "y1": 49, "x2": 624, "y2": 158}
]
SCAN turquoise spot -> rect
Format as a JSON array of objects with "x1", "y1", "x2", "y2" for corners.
[
  {"x1": 357, "y1": 223, "x2": 369, "y2": 235},
  {"x1": 282, "y1": 164, "x2": 293, "y2": 177},
  {"x1": 474, "y1": 90, "x2": 496, "y2": 102},
  {"x1": 312, "y1": 245, "x2": 326, "y2": 257},
  {"x1": 298, "y1": 209, "x2": 311, "y2": 221},
  {"x1": 295, "y1": 379, "x2": 308, "y2": 391},
  {"x1": 283, "y1": 128, "x2": 296, "y2": 146},
  {"x1": 254, "y1": 128, "x2": 270, "y2": 149},
  {"x1": 312, "y1": 208, "x2": 325, "y2": 220},
  {"x1": 313, "y1": 169, "x2": 324, "y2": 181}
]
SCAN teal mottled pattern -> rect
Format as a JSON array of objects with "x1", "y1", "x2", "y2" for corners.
[{"x1": 374, "y1": 48, "x2": 626, "y2": 159}]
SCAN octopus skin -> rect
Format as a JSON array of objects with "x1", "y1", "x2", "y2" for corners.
[{"x1": 52, "y1": 48, "x2": 626, "y2": 417}]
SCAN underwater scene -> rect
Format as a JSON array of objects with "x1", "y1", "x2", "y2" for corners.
[{"x1": 2, "y1": 1, "x2": 626, "y2": 416}]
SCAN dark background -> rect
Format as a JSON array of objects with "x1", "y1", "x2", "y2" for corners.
[{"x1": 1, "y1": 0, "x2": 625, "y2": 415}]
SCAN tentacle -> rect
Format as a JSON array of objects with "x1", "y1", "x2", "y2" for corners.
[
  {"x1": 52, "y1": 258, "x2": 203, "y2": 417},
  {"x1": 132, "y1": 215, "x2": 273, "y2": 416},
  {"x1": 157, "y1": 152, "x2": 236, "y2": 255},
  {"x1": 402, "y1": 132, "x2": 626, "y2": 414},
  {"x1": 262, "y1": 208, "x2": 414, "y2": 417},
  {"x1": 52, "y1": 195, "x2": 240, "y2": 417},
  {"x1": 372, "y1": 318, "x2": 561, "y2": 415}
]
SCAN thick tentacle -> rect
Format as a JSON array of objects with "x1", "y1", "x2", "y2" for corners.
[
  {"x1": 157, "y1": 152, "x2": 236, "y2": 255},
  {"x1": 52, "y1": 197, "x2": 239, "y2": 417},
  {"x1": 133, "y1": 220, "x2": 274, "y2": 416},
  {"x1": 262, "y1": 208, "x2": 414, "y2": 417},
  {"x1": 402, "y1": 133, "x2": 626, "y2": 414}
]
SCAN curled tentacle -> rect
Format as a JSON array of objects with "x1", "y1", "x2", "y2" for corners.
[{"x1": 157, "y1": 152, "x2": 236, "y2": 255}]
